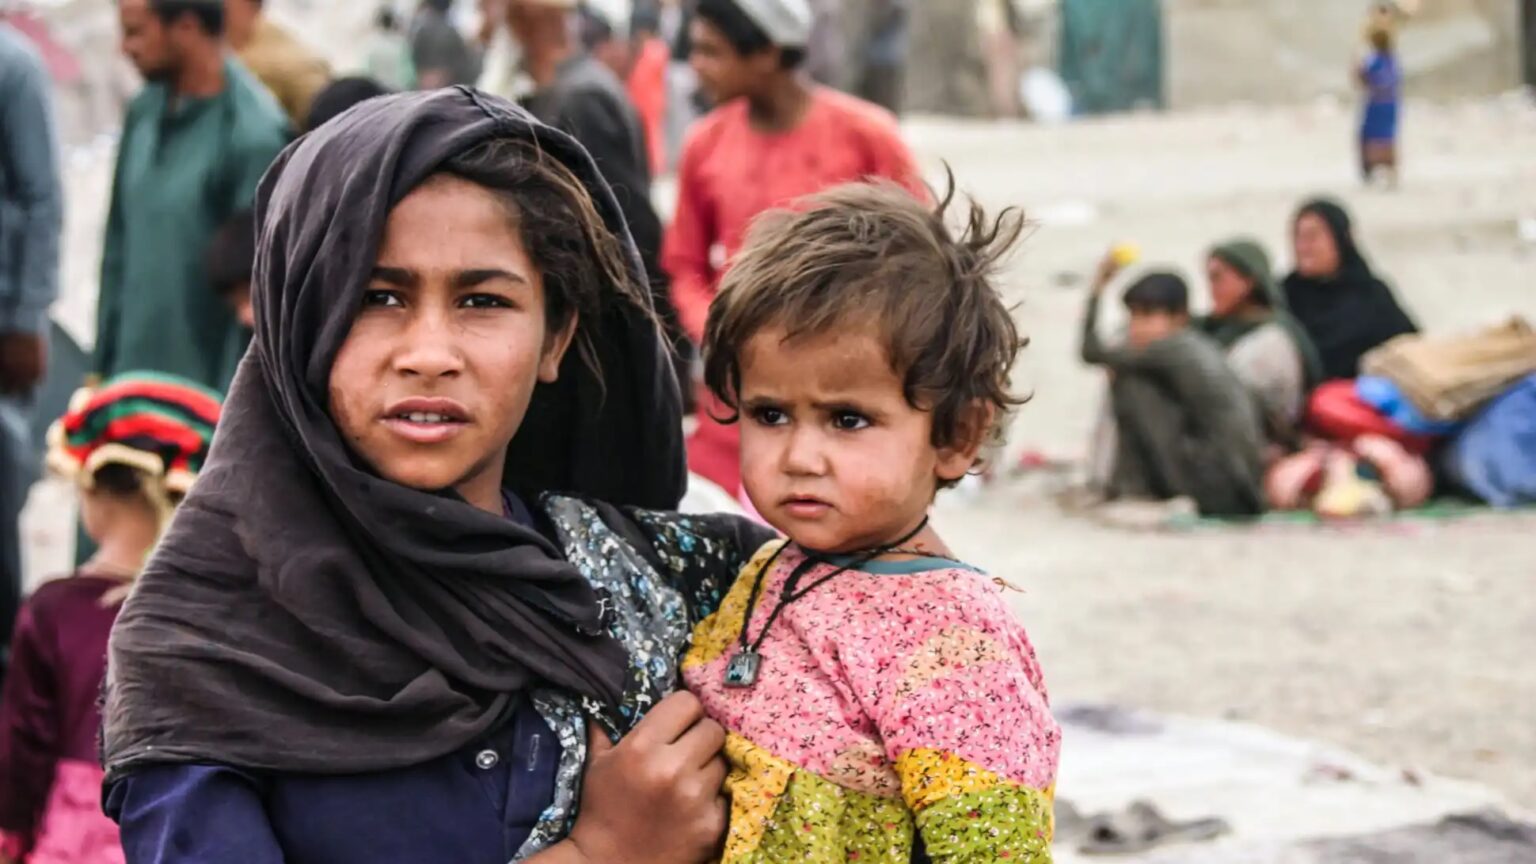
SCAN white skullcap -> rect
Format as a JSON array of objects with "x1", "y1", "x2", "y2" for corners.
[{"x1": 731, "y1": 0, "x2": 813, "y2": 49}]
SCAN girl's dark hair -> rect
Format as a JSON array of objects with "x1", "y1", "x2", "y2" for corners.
[
  {"x1": 695, "y1": 0, "x2": 806, "y2": 68},
  {"x1": 703, "y1": 171, "x2": 1028, "y2": 478},
  {"x1": 437, "y1": 138, "x2": 649, "y2": 378}
]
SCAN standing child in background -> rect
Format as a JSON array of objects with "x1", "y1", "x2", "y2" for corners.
[
  {"x1": 1358, "y1": 4, "x2": 1403, "y2": 187},
  {"x1": 0, "y1": 374, "x2": 219, "y2": 864},
  {"x1": 682, "y1": 181, "x2": 1059, "y2": 863},
  {"x1": 666, "y1": 0, "x2": 925, "y2": 498}
]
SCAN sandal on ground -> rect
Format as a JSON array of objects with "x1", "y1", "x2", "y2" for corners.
[{"x1": 1078, "y1": 800, "x2": 1230, "y2": 856}]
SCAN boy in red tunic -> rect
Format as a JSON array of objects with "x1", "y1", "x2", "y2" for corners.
[{"x1": 665, "y1": 0, "x2": 924, "y2": 496}]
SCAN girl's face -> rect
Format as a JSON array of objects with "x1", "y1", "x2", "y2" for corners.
[
  {"x1": 328, "y1": 175, "x2": 577, "y2": 513},
  {"x1": 1206, "y1": 255, "x2": 1255, "y2": 318},
  {"x1": 1293, "y1": 212, "x2": 1342, "y2": 279},
  {"x1": 736, "y1": 325, "x2": 979, "y2": 554}
]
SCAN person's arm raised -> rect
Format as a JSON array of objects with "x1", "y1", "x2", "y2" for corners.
[{"x1": 529, "y1": 692, "x2": 727, "y2": 864}]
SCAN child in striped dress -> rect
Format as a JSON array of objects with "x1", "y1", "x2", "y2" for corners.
[{"x1": 682, "y1": 180, "x2": 1060, "y2": 863}]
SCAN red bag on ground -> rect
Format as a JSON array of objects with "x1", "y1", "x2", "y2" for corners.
[{"x1": 1304, "y1": 380, "x2": 1436, "y2": 454}]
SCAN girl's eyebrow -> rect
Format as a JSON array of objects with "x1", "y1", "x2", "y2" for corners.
[
  {"x1": 370, "y1": 266, "x2": 414, "y2": 287},
  {"x1": 369, "y1": 267, "x2": 530, "y2": 289},
  {"x1": 454, "y1": 269, "x2": 529, "y2": 289}
]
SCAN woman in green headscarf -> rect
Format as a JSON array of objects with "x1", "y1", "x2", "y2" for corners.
[{"x1": 1199, "y1": 238, "x2": 1324, "y2": 448}]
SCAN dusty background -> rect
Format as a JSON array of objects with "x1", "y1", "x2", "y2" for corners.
[
  {"x1": 13, "y1": 0, "x2": 1536, "y2": 820},
  {"x1": 1165, "y1": 0, "x2": 1524, "y2": 107},
  {"x1": 908, "y1": 98, "x2": 1536, "y2": 809}
]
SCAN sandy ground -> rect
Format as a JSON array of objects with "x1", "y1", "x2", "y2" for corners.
[
  {"x1": 907, "y1": 97, "x2": 1536, "y2": 810},
  {"x1": 20, "y1": 94, "x2": 1536, "y2": 815}
]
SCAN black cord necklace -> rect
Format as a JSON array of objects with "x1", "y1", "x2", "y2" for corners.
[{"x1": 723, "y1": 516, "x2": 930, "y2": 689}]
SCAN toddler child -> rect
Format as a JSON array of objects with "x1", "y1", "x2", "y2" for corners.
[
  {"x1": 682, "y1": 180, "x2": 1060, "y2": 862},
  {"x1": 1358, "y1": 6, "x2": 1403, "y2": 186},
  {"x1": 0, "y1": 373, "x2": 220, "y2": 864}
]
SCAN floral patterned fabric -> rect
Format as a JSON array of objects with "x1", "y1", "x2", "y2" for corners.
[
  {"x1": 683, "y1": 542, "x2": 1060, "y2": 863},
  {"x1": 514, "y1": 496, "x2": 773, "y2": 861}
]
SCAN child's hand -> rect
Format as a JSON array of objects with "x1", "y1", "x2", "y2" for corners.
[{"x1": 567, "y1": 692, "x2": 728, "y2": 864}]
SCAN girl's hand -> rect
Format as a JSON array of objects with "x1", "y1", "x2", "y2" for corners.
[{"x1": 567, "y1": 692, "x2": 728, "y2": 864}]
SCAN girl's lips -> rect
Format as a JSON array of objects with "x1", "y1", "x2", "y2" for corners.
[
  {"x1": 379, "y1": 396, "x2": 472, "y2": 444},
  {"x1": 381, "y1": 416, "x2": 468, "y2": 445}
]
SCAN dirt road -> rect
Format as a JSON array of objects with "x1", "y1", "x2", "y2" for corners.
[
  {"x1": 23, "y1": 95, "x2": 1536, "y2": 807},
  {"x1": 914, "y1": 97, "x2": 1536, "y2": 808}
]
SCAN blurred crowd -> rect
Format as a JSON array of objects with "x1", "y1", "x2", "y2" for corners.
[
  {"x1": 1068, "y1": 4, "x2": 1535, "y2": 529},
  {"x1": 0, "y1": 0, "x2": 1533, "y2": 860},
  {"x1": 1075, "y1": 198, "x2": 1536, "y2": 529}
]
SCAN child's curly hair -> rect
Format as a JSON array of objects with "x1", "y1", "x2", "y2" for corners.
[{"x1": 702, "y1": 172, "x2": 1028, "y2": 471}]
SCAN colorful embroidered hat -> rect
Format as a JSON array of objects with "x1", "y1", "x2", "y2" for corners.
[{"x1": 46, "y1": 371, "x2": 223, "y2": 497}]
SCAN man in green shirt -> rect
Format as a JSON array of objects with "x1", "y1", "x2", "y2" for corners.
[{"x1": 97, "y1": 0, "x2": 288, "y2": 391}]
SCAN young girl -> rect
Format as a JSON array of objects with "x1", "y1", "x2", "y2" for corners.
[
  {"x1": 683, "y1": 181, "x2": 1060, "y2": 863},
  {"x1": 0, "y1": 373, "x2": 220, "y2": 864},
  {"x1": 1358, "y1": 5, "x2": 1403, "y2": 186}
]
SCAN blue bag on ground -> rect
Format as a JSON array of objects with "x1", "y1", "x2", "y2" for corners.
[
  {"x1": 1442, "y1": 374, "x2": 1536, "y2": 507},
  {"x1": 1355, "y1": 376, "x2": 1462, "y2": 437}
]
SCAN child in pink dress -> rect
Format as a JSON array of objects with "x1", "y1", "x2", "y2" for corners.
[
  {"x1": 682, "y1": 181, "x2": 1060, "y2": 862},
  {"x1": 0, "y1": 373, "x2": 220, "y2": 864}
]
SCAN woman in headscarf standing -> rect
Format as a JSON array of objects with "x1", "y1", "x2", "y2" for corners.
[
  {"x1": 1283, "y1": 198, "x2": 1417, "y2": 382},
  {"x1": 101, "y1": 88, "x2": 773, "y2": 864},
  {"x1": 1200, "y1": 238, "x2": 1323, "y2": 448}
]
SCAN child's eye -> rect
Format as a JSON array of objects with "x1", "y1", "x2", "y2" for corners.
[
  {"x1": 460, "y1": 294, "x2": 513, "y2": 310},
  {"x1": 751, "y1": 406, "x2": 788, "y2": 426},
  {"x1": 361, "y1": 290, "x2": 403, "y2": 308},
  {"x1": 831, "y1": 411, "x2": 871, "y2": 431}
]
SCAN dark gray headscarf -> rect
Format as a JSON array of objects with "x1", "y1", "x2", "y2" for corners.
[{"x1": 103, "y1": 88, "x2": 686, "y2": 780}]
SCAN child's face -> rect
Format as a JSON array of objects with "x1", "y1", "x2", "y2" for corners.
[
  {"x1": 1127, "y1": 309, "x2": 1187, "y2": 349},
  {"x1": 326, "y1": 175, "x2": 574, "y2": 513},
  {"x1": 736, "y1": 325, "x2": 977, "y2": 554}
]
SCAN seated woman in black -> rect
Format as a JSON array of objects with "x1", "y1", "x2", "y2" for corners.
[
  {"x1": 101, "y1": 88, "x2": 772, "y2": 864},
  {"x1": 1283, "y1": 197, "x2": 1418, "y2": 381}
]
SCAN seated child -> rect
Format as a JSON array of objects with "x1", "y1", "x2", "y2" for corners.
[
  {"x1": 1080, "y1": 255, "x2": 1265, "y2": 517},
  {"x1": 0, "y1": 373, "x2": 221, "y2": 864},
  {"x1": 207, "y1": 209, "x2": 258, "y2": 331},
  {"x1": 683, "y1": 181, "x2": 1060, "y2": 863}
]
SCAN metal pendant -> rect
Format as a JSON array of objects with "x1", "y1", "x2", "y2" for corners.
[{"x1": 723, "y1": 650, "x2": 763, "y2": 688}]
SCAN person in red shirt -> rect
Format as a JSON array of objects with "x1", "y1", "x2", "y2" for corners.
[{"x1": 666, "y1": 0, "x2": 924, "y2": 496}]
